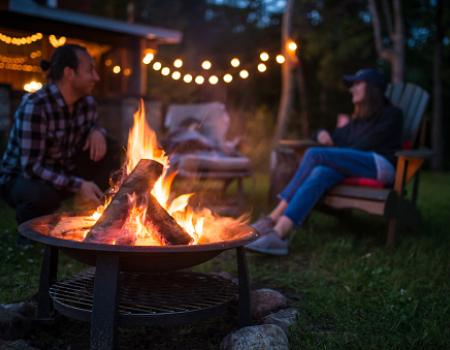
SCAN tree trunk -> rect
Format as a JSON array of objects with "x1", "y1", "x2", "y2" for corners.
[
  {"x1": 431, "y1": 0, "x2": 444, "y2": 170},
  {"x1": 295, "y1": 60, "x2": 310, "y2": 138},
  {"x1": 368, "y1": 0, "x2": 405, "y2": 83},
  {"x1": 391, "y1": 0, "x2": 404, "y2": 83},
  {"x1": 273, "y1": 0, "x2": 295, "y2": 145}
]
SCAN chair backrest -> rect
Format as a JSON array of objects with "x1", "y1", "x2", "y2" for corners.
[
  {"x1": 164, "y1": 102, "x2": 230, "y2": 145},
  {"x1": 385, "y1": 82, "x2": 429, "y2": 145}
]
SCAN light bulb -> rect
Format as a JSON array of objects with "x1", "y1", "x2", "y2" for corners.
[
  {"x1": 230, "y1": 58, "x2": 240, "y2": 67},
  {"x1": 239, "y1": 69, "x2": 249, "y2": 79},
  {"x1": 259, "y1": 52, "x2": 269, "y2": 61}
]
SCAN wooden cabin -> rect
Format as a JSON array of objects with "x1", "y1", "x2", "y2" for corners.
[{"x1": 0, "y1": 0, "x2": 182, "y2": 145}]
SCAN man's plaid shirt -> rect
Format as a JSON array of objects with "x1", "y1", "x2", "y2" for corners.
[{"x1": 0, "y1": 83, "x2": 100, "y2": 192}]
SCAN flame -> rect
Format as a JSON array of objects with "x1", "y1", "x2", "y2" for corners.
[
  {"x1": 81, "y1": 99, "x2": 248, "y2": 246},
  {"x1": 126, "y1": 100, "x2": 168, "y2": 174}
]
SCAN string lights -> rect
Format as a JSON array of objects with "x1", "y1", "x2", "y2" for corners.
[
  {"x1": 144, "y1": 51, "x2": 290, "y2": 85},
  {"x1": 0, "y1": 62, "x2": 40, "y2": 72},
  {"x1": 49, "y1": 35, "x2": 66, "y2": 48},
  {"x1": 0, "y1": 32, "x2": 43, "y2": 46},
  {"x1": 0, "y1": 54, "x2": 27, "y2": 64},
  {"x1": 0, "y1": 29, "x2": 299, "y2": 88},
  {"x1": 142, "y1": 48, "x2": 156, "y2": 65},
  {"x1": 139, "y1": 39, "x2": 298, "y2": 86},
  {"x1": 173, "y1": 59, "x2": 183, "y2": 68},
  {"x1": 23, "y1": 80, "x2": 43, "y2": 93},
  {"x1": 0, "y1": 31, "x2": 74, "y2": 49},
  {"x1": 276, "y1": 54, "x2": 285, "y2": 64}
]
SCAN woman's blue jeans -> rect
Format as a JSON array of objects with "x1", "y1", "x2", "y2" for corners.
[{"x1": 279, "y1": 147, "x2": 378, "y2": 226}]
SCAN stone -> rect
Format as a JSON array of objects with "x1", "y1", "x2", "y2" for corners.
[
  {"x1": 220, "y1": 324, "x2": 289, "y2": 350},
  {"x1": 1, "y1": 303, "x2": 35, "y2": 319},
  {"x1": 263, "y1": 308, "x2": 299, "y2": 333},
  {"x1": 0, "y1": 307, "x2": 31, "y2": 340},
  {"x1": 251, "y1": 289, "x2": 288, "y2": 320},
  {"x1": 210, "y1": 272, "x2": 238, "y2": 284}
]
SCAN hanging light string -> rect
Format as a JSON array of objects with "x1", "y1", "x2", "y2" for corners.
[
  {"x1": 0, "y1": 50, "x2": 42, "y2": 64},
  {"x1": 0, "y1": 32, "x2": 43, "y2": 46},
  {"x1": 0, "y1": 31, "x2": 66, "y2": 48},
  {"x1": 0, "y1": 62, "x2": 40, "y2": 72},
  {"x1": 148, "y1": 55, "x2": 278, "y2": 85},
  {"x1": 136, "y1": 41, "x2": 298, "y2": 85}
]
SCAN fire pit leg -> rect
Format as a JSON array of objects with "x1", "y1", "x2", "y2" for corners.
[
  {"x1": 91, "y1": 254, "x2": 120, "y2": 350},
  {"x1": 37, "y1": 246, "x2": 59, "y2": 320},
  {"x1": 236, "y1": 247, "x2": 251, "y2": 326}
]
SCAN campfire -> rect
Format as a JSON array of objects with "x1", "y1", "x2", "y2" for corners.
[{"x1": 49, "y1": 100, "x2": 249, "y2": 246}]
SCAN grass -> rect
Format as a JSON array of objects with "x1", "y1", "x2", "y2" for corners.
[{"x1": 0, "y1": 171, "x2": 449, "y2": 349}]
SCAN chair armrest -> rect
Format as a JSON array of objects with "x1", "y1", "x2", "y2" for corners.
[
  {"x1": 394, "y1": 148, "x2": 432, "y2": 193},
  {"x1": 395, "y1": 148, "x2": 434, "y2": 159},
  {"x1": 278, "y1": 139, "x2": 320, "y2": 153}
]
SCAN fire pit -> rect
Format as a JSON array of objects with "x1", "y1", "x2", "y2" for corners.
[
  {"x1": 20, "y1": 215, "x2": 256, "y2": 350},
  {"x1": 17, "y1": 100, "x2": 258, "y2": 349},
  {"x1": 20, "y1": 212, "x2": 255, "y2": 272}
]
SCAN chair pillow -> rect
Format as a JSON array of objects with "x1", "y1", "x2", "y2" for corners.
[
  {"x1": 178, "y1": 153, "x2": 251, "y2": 172},
  {"x1": 341, "y1": 177, "x2": 386, "y2": 188}
]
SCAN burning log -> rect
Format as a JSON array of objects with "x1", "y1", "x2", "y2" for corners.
[
  {"x1": 145, "y1": 194, "x2": 193, "y2": 245},
  {"x1": 84, "y1": 159, "x2": 164, "y2": 244}
]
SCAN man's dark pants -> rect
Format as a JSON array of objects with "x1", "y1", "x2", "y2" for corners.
[{"x1": 0, "y1": 138, "x2": 122, "y2": 225}]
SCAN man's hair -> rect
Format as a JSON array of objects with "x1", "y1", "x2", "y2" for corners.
[
  {"x1": 353, "y1": 82, "x2": 386, "y2": 119},
  {"x1": 40, "y1": 44, "x2": 88, "y2": 82}
]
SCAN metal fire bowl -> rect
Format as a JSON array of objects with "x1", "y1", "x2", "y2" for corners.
[{"x1": 19, "y1": 213, "x2": 258, "y2": 272}]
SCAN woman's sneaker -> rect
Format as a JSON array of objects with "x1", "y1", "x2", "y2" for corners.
[
  {"x1": 245, "y1": 229, "x2": 288, "y2": 256},
  {"x1": 251, "y1": 216, "x2": 275, "y2": 236}
]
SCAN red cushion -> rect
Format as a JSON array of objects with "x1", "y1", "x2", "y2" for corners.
[
  {"x1": 402, "y1": 140, "x2": 413, "y2": 150},
  {"x1": 341, "y1": 177, "x2": 385, "y2": 188}
]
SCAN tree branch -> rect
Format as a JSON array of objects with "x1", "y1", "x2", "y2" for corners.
[
  {"x1": 381, "y1": 0, "x2": 393, "y2": 38},
  {"x1": 368, "y1": 0, "x2": 392, "y2": 62}
]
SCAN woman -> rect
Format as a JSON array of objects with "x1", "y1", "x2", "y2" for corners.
[{"x1": 246, "y1": 68, "x2": 403, "y2": 256}]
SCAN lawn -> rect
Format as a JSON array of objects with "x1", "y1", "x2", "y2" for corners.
[{"x1": 0, "y1": 171, "x2": 449, "y2": 349}]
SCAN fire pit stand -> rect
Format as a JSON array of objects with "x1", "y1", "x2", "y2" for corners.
[{"x1": 21, "y1": 216, "x2": 256, "y2": 350}]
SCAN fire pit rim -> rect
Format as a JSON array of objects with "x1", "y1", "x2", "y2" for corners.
[{"x1": 18, "y1": 214, "x2": 258, "y2": 253}]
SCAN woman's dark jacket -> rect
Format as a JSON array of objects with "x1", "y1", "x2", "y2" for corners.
[{"x1": 329, "y1": 104, "x2": 403, "y2": 165}]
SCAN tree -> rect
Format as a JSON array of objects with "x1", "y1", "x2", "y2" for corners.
[
  {"x1": 273, "y1": 0, "x2": 295, "y2": 145},
  {"x1": 368, "y1": 0, "x2": 405, "y2": 82},
  {"x1": 431, "y1": 0, "x2": 444, "y2": 170}
]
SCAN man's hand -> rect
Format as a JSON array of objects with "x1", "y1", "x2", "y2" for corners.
[
  {"x1": 317, "y1": 130, "x2": 334, "y2": 146},
  {"x1": 83, "y1": 129, "x2": 107, "y2": 162},
  {"x1": 79, "y1": 180, "x2": 103, "y2": 205}
]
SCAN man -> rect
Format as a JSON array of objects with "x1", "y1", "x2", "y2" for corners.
[{"x1": 0, "y1": 44, "x2": 121, "y2": 228}]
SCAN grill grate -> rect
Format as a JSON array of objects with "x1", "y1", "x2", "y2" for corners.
[{"x1": 49, "y1": 269, "x2": 238, "y2": 323}]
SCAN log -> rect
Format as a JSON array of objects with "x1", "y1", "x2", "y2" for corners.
[
  {"x1": 84, "y1": 159, "x2": 163, "y2": 244},
  {"x1": 146, "y1": 194, "x2": 193, "y2": 245}
]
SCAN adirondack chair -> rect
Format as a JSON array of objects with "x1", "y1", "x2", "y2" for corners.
[
  {"x1": 269, "y1": 83, "x2": 432, "y2": 247},
  {"x1": 164, "y1": 102, "x2": 252, "y2": 207}
]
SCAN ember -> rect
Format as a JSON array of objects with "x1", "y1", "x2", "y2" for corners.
[{"x1": 50, "y1": 100, "x2": 249, "y2": 246}]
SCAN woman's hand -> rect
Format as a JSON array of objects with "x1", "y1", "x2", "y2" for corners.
[
  {"x1": 337, "y1": 113, "x2": 350, "y2": 128},
  {"x1": 83, "y1": 129, "x2": 107, "y2": 162},
  {"x1": 317, "y1": 130, "x2": 334, "y2": 146}
]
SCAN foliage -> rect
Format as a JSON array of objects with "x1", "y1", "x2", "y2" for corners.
[{"x1": 233, "y1": 104, "x2": 275, "y2": 171}]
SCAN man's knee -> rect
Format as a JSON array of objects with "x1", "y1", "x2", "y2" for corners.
[
  {"x1": 30, "y1": 186, "x2": 61, "y2": 208},
  {"x1": 9, "y1": 177, "x2": 63, "y2": 223}
]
